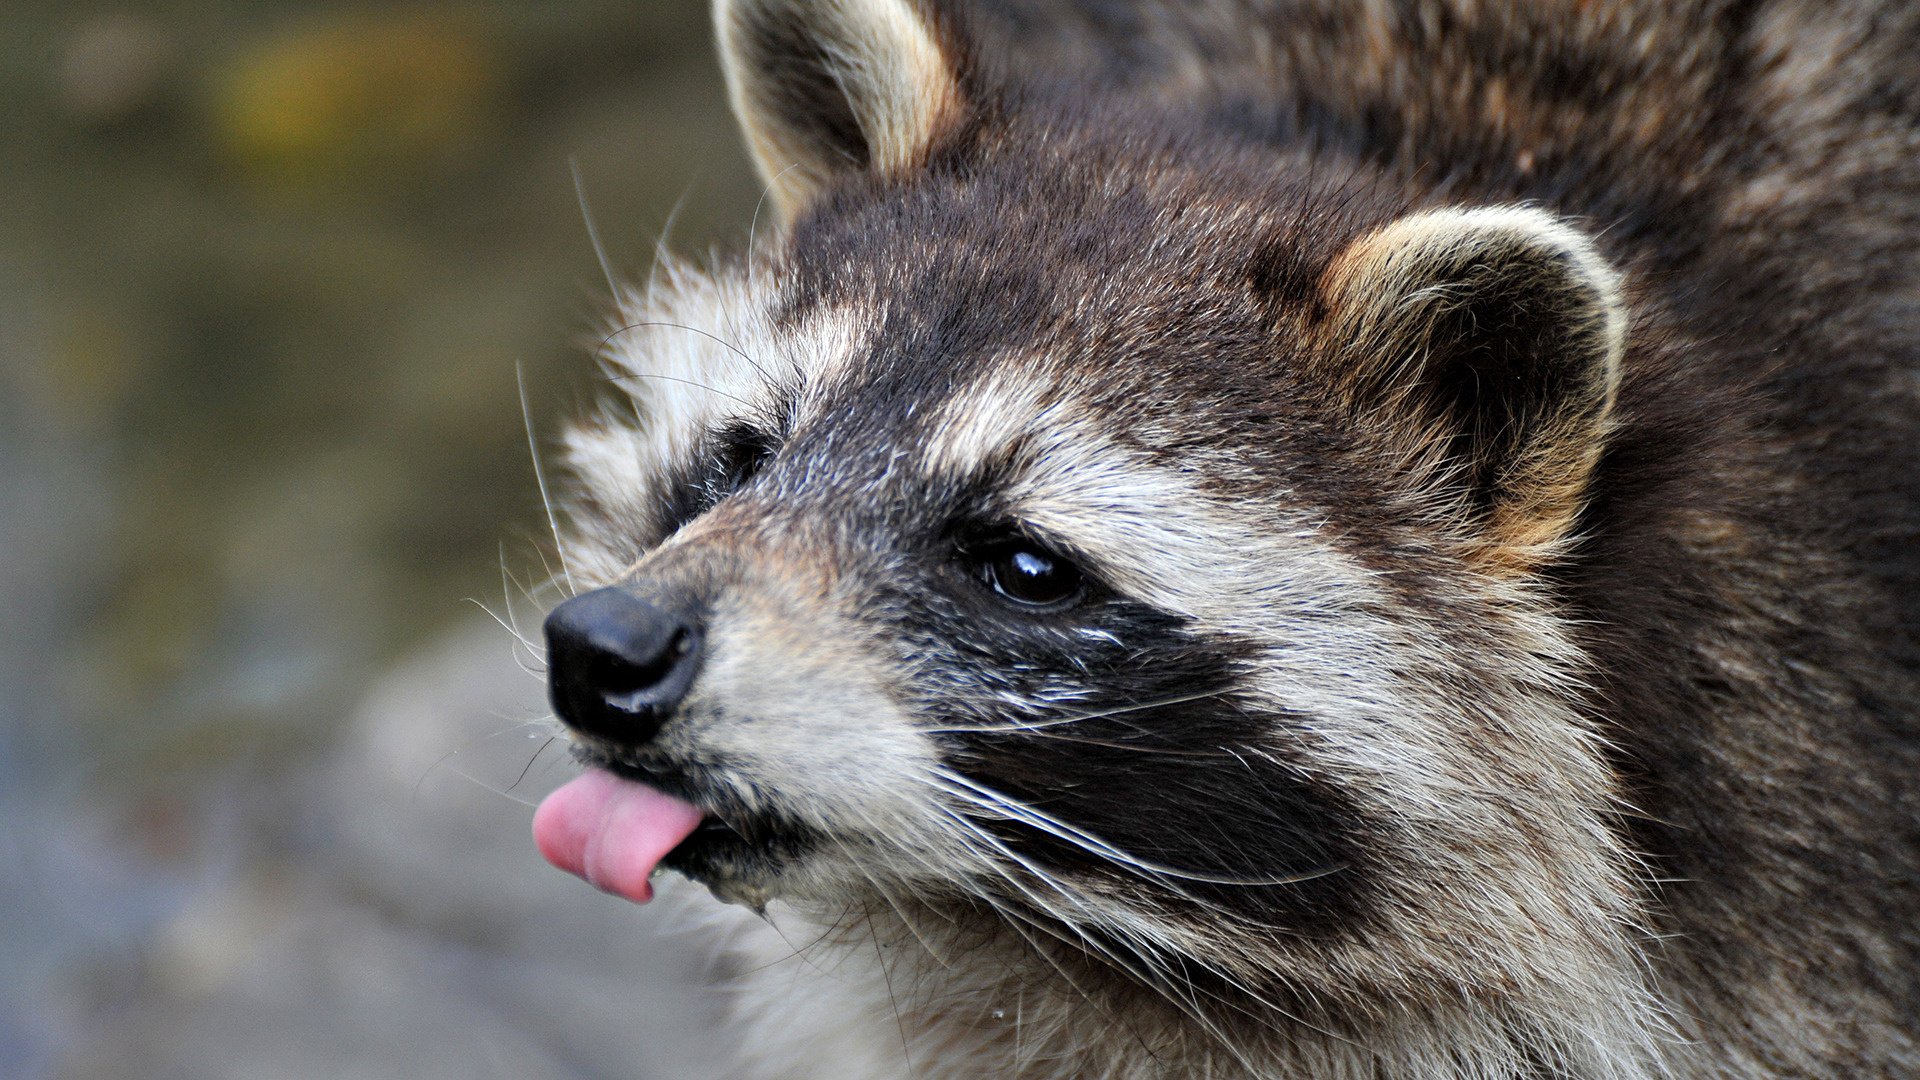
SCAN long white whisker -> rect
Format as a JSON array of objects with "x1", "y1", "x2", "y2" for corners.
[
  {"x1": 748, "y1": 162, "x2": 802, "y2": 263},
  {"x1": 517, "y1": 361, "x2": 576, "y2": 597},
  {"x1": 935, "y1": 787, "x2": 1370, "y2": 1058},
  {"x1": 466, "y1": 597, "x2": 543, "y2": 678},
  {"x1": 645, "y1": 179, "x2": 696, "y2": 300},
  {"x1": 920, "y1": 689, "x2": 1233, "y2": 736},
  {"x1": 929, "y1": 805, "x2": 1265, "y2": 1068},
  {"x1": 516, "y1": 537, "x2": 563, "y2": 606},
  {"x1": 494, "y1": 540, "x2": 545, "y2": 674},
  {"x1": 746, "y1": 161, "x2": 802, "y2": 302},
  {"x1": 929, "y1": 769, "x2": 1348, "y2": 889},
  {"x1": 569, "y1": 157, "x2": 620, "y2": 299}
]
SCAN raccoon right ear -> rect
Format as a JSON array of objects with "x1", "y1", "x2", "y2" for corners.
[
  {"x1": 715, "y1": 0, "x2": 967, "y2": 222},
  {"x1": 1313, "y1": 206, "x2": 1627, "y2": 567}
]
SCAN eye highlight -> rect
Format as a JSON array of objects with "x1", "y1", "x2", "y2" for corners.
[{"x1": 975, "y1": 539, "x2": 1085, "y2": 608}]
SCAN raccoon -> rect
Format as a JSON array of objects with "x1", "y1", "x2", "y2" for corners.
[{"x1": 526, "y1": 1, "x2": 1920, "y2": 1077}]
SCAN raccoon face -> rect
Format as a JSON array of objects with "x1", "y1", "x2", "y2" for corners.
[{"x1": 538, "y1": 0, "x2": 1646, "y2": 1038}]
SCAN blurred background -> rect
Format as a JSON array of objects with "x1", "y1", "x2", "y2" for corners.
[{"x1": 2, "y1": 2, "x2": 761, "y2": 1076}]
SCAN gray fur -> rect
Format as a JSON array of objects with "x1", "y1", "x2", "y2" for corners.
[{"x1": 543, "y1": 1, "x2": 1920, "y2": 1076}]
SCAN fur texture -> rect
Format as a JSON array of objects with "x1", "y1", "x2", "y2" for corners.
[{"x1": 542, "y1": 1, "x2": 1920, "y2": 1076}]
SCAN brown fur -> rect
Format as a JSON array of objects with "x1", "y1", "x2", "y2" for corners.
[{"x1": 543, "y1": 1, "x2": 1920, "y2": 1076}]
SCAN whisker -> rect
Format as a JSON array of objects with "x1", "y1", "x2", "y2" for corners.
[
  {"x1": 595, "y1": 320, "x2": 771, "y2": 386},
  {"x1": 569, "y1": 157, "x2": 620, "y2": 300},
  {"x1": 749, "y1": 162, "x2": 803, "y2": 263},
  {"x1": 646, "y1": 177, "x2": 697, "y2": 299},
  {"x1": 928, "y1": 769, "x2": 1349, "y2": 889},
  {"x1": 746, "y1": 161, "x2": 803, "y2": 302},
  {"x1": 517, "y1": 361, "x2": 576, "y2": 597},
  {"x1": 516, "y1": 541, "x2": 564, "y2": 611},
  {"x1": 603, "y1": 370, "x2": 755, "y2": 408},
  {"x1": 412, "y1": 718, "x2": 559, "y2": 806},
  {"x1": 931, "y1": 781, "x2": 1368, "y2": 1059},
  {"x1": 436, "y1": 764, "x2": 542, "y2": 808},
  {"x1": 506, "y1": 736, "x2": 558, "y2": 794},
  {"x1": 870, "y1": 918, "x2": 918, "y2": 1076},
  {"x1": 495, "y1": 541, "x2": 547, "y2": 671},
  {"x1": 919, "y1": 688, "x2": 1233, "y2": 736},
  {"x1": 933, "y1": 807, "x2": 1138, "y2": 965},
  {"x1": 929, "y1": 806, "x2": 1263, "y2": 1065},
  {"x1": 747, "y1": 903, "x2": 864, "y2": 983},
  {"x1": 952, "y1": 728, "x2": 1233, "y2": 758},
  {"x1": 927, "y1": 806, "x2": 1274, "y2": 1062},
  {"x1": 466, "y1": 597, "x2": 544, "y2": 678}
]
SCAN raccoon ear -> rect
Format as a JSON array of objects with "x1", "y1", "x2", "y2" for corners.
[
  {"x1": 715, "y1": 0, "x2": 966, "y2": 222},
  {"x1": 1316, "y1": 206, "x2": 1626, "y2": 565}
]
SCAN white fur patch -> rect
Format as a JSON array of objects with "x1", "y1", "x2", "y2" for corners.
[{"x1": 559, "y1": 253, "x2": 864, "y2": 585}]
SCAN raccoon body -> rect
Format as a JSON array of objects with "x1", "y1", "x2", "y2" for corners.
[{"x1": 529, "y1": 2, "x2": 1920, "y2": 1077}]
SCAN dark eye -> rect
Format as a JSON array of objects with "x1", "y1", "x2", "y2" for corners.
[
  {"x1": 979, "y1": 541, "x2": 1084, "y2": 608},
  {"x1": 710, "y1": 422, "x2": 777, "y2": 498}
]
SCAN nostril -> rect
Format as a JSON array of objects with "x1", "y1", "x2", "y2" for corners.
[
  {"x1": 589, "y1": 638, "x2": 668, "y2": 695},
  {"x1": 589, "y1": 628, "x2": 698, "y2": 702},
  {"x1": 543, "y1": 587, "x2": 705, "y2": 744}
]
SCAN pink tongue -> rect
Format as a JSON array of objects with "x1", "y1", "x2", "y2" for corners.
[{"x1": 532, "y1": 769, "x2": 707, "y2": 904}]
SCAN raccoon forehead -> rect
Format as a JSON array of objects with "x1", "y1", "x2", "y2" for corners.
[
  {"x1": 581, "y1": 259, "x2": 868, "y2": 444},
  {"x1": 598, "y1": 259, "x2": 864, "y2": 421}
]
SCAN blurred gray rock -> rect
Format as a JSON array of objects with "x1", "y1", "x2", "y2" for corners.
[{"x1": 56, "y1": 625, "x2": 733, "y2": 1080}]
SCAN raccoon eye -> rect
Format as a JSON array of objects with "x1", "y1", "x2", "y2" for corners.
[
  {"x1": 709, "y1": 422, "x2": 777, "y2": 498},
  {"x1": 978, "y1": 541, "x2": 1084, "y2": 608}
]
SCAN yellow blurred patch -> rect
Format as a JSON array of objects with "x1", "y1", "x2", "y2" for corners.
[{"x1": 212, "y1": 12, "x2": 500, "y2": 194}]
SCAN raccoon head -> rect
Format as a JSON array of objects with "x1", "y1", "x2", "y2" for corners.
[{"x1": 536, "y1": 0, "x2": 1651, "y2": 1064}]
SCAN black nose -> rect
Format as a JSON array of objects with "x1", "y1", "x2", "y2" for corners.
[{"x1": 544, "y1": 587, "x2": 703, "y2": 746}]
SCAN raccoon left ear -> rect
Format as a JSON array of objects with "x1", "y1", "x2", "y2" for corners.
[
  {"x1": 715, "y1": 0, "x2": 967, "y2": 223},
  {"x1": 1314, "y1": 206, "x2": 1626, "y2": 565}
]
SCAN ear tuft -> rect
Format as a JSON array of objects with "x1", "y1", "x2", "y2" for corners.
[
  {"x1": 716, "y1": 0, "x2": 965, "y2": 222},
  {"x1": 1315, "y1": 206, "x2": 1627, "y2": 566}
]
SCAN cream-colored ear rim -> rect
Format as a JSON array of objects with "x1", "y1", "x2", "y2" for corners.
[
  {"x1": 1324, "y1": 206, "x2": 1626, "y2": 412},
  {"x1": 716, "y1": 0, "x2": 965, "y2": 223},
  {"x1": 1318, "y1": 206, "x2": 1629, "y2": 568}
]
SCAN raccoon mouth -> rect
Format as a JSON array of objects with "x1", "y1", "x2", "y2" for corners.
[{"x1": 532, "y1": 753, "x2": 804, "y2": 909}]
